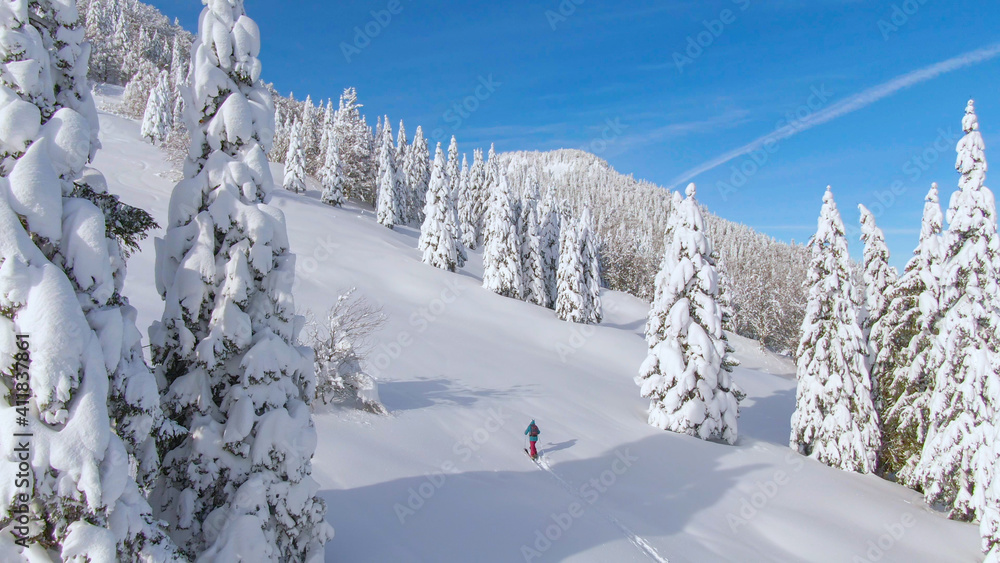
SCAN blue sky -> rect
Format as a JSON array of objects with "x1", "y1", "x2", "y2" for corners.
[{"x1": 147, "y1": 0, "x2": 1000, "y2": 269}]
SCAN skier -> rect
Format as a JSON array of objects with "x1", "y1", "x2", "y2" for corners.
[{"x1": 524, "y1": 420, "x2": 541, "y2": 459}]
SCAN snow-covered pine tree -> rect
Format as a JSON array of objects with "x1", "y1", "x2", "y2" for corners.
[
  {"x1": 396, "y1": 120, "x2": 409, "y2": 169},
  {"x1": 318, "y1": 99, "x2": 334, "y2": 169},
  {"x1": 374, "y1": 114, "x2": 388, "y2": 181},
  {"x1": 419, "y1": 144, "x2": 461, "y2": 271},
  {"x1": 859, "y1": 204, "x2": 896, "y2": 362},
  {"x1": 333, "y1": 87, "x2": 375, "y2": 202},
  {"x1": 141, "y1": 70, "x2": 172, "y2": 145},
  {"x1": 538, "y1": 190, "x2": 562, "y2": 309},
  {"x1": 519, "y1": 185, "x2": 546, "y2": 306},
  {"x1": 919, "y1": 100, "x2": 1000, "y2": 521},
  {"x1": 300, "y1": 94, "x2": 319, "y2": 172},
  {"x1": 446, "y1": 136, "x2": 461, "y2": 221},
  {"x1": 0, "y1": 1, "x2": 181, "y2": 559},
  {"x1": 149, "y1": 1, "x2": 332, "y2": 557},
  {"x1": 483, "y1": 173, "x2": 523, "y2": 298},
  {"x1": 635, "y1": 184, "x2": 740, "y2": 443},
  {"x1": 481, "y1": 144, "x2": 501, "y2": 247},
  {"x1": 284, "y1": 120, "x2": 307, "y2": 193},
  {"x1": 858, "y1": 204, "x2": 896, "y2": 468},
  {"x1": 320, "y1": 134, "x2": 347, "y2": 207},
  {"x1": 459, "y1": 153, "x2": 478, "y2": 249},
  {"x1": 790, "y1": 187, "x2": 880, "y2": 473},
  {"x1": 875, "y1": 183, "x2": 944, "y2": 487},
  {"x1": 404, "y1": 126, "x2": 430, "y2": 225},
  {"x1": 121, "y1": 59, "x2": 158, "y2": 119},
  {"x1": 445, "y1": 137, "x2": 467, "y2": 267},
  {"x1": 376, "y1": 119, "x2": 400, "y2": 228},
  {"x1": 579, "y1": 208, "x2": 604, "y2": 324},
  {"x1": 555, "y1": 213, "x2": 586, "y2": 322},
  {"x1": 395, "y1": 120, "x2": 409, "y2": 212},
  {"x1": 467, "y1": 148, "x2": 488, "y2": 248}
]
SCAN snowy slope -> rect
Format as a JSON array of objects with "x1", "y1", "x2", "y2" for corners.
[{"x1": 93, "y1": 103, "x2": 980, "y2": 563}]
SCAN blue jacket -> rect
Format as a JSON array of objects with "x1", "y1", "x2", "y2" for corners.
[{"x1": 524, "y1": 421, "x2": 540, "y2": 442}]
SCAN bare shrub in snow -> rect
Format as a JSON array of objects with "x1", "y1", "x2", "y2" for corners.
[{"x1": 307, "y1": 290, "x2": 389, "y2": 415}]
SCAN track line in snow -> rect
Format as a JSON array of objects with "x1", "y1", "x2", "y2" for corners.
[{"x1": 530, "y1": 454, "x2": 669, "y2": 563}]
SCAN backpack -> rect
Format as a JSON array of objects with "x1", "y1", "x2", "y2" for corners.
[{"x1": 529, "y1": 424, "x2": 539, "y2": 437}]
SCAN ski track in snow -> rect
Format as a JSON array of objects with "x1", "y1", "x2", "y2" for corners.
[{"x1": 531, "y1": 453, "x2": 670, "y2": 563}]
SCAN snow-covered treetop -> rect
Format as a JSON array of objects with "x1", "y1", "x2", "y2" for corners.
[
  {"x1": 813, "y1": 186, "x2": 848, "y2": 250},
  {"x1": 950, "y1": 99, "x2": 994, "y2": 234},
  {"x1": 921, "y1": 183, "x2": 944, "y2": 242}
]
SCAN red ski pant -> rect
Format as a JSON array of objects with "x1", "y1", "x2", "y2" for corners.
[{"x1": 529, "y1": 441, "x2": 537, "y2": 457}]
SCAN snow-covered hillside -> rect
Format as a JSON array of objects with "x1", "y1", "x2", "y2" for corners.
[{"x1": 95, "y1": 101, "x2": 979, "y2": 562}]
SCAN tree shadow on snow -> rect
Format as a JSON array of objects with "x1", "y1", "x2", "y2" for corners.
[
  {"x1": 380, "y1": 377, "x2": 537, "y2": 412},
  {"x1": 601, "y1": 318, "x2": 645, "y2": 334},
  {"x1": 736, "y1": 387, "x2": 796, "y2": 447},
  {"x1": 319, "y1": 434, "x2": 766, "y2": 562}
]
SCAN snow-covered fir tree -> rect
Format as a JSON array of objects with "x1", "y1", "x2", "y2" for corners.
[
  {"x1": 318, "y1": 99, "x2": 334, "y2": 170},
  {"x1": 444, "y1": 137, "x2": 467, "y2": 267},
  {"x1": 404, "y1": 125, "x2": 430, "y2": 225},
  {"x1": 284, "y1": 120, "x2": 307, "y2": 194},
  {"x1": 874, "y1": 183, "x2": 944, "y2": 487},
  {"x1": 300, "y1": 94, "x2": 319, "y2": 172},
  {"x1": 459, "y1": 153, "x2": 478, "y2": 249},
  {"x1": 859, "y1": 204, "x2": 896, "y2": 364},
  {"x1": 121, "y1": 59, "x2": 158, "y2": 118},
  {"x1": 635, "y1": 184, "x2": 740, "y2": 443},
  {"x1": 555, "y1": 214, "x2": 586, "y2": 322},
  {"x1": 333, "y1": 87, "x2": 375, "y2": 203},
  {"x1": 538, "y1": 190, "x2": 562, "y2": 309},
  {"x1": 465, "y1": 148, "x2": 488, "y2": 249},
  {"x1": 395, "y1": 120, "x2": 409, "y2": 209},
  {"x1": 858, "y1": 204, "x2": 896, "y2": 469},
  {"x1": 148, "y1": 1, "x2": 332, "y2": 557},
  {"x1": 0, "y1": 1, "x2": 182, "y2": 558},
  {"x1": 446, "y1": 136, "x2": 462, "y2": 227},
  {"x1": 396, "y1": 120, "x2": 409, "y2": 168},
  {"x1": 520, "y1": 185, "x2": 546, "y2": 306},
  {"x1": 483, "y1": 173, "x2": 523, "y2": 298},
  {"x1": 790, "y1": 187, "x2": 880, "y2": 473},
  {"x1": 376, "y1": 119, "x2": 401, "y2": 228},
  {"x1": 141, "y1": 70, "x2": 172, "y2": 144},
  {"x1": 320, "y1": 135, "x2": 347, "y2": 207},
  {"x1": 419, "y1": 144, "x2": 461, "y2": 271},
  {"x1": 919, "y1": 100, "x2": 1000, "y2": 522},
  {"x1": 579, "y1": 207, "x2": 604, "y2": 324}
]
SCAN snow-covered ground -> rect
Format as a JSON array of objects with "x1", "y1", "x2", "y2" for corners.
[{"x1": 93, "y1": 99, "x2": 980, "y2": 562}]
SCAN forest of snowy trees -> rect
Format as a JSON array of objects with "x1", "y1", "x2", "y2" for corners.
[
  {"x1": 632, "y1": 98, "x2": 1000, "y2": 560},
  {"x1": 84, "y1": 0, "x2": 812, "y2": 350},
  {"x1": 2, "y1": 0, "x2": 996, "y2": 561},
  {"x1": 789, "y1": 101, "x2": 1000, "y2": 558}
]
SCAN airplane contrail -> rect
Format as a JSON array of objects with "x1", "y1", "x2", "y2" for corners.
[{"x1": 667, "y1": 43, "x2": 1000, "y2": 189}]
